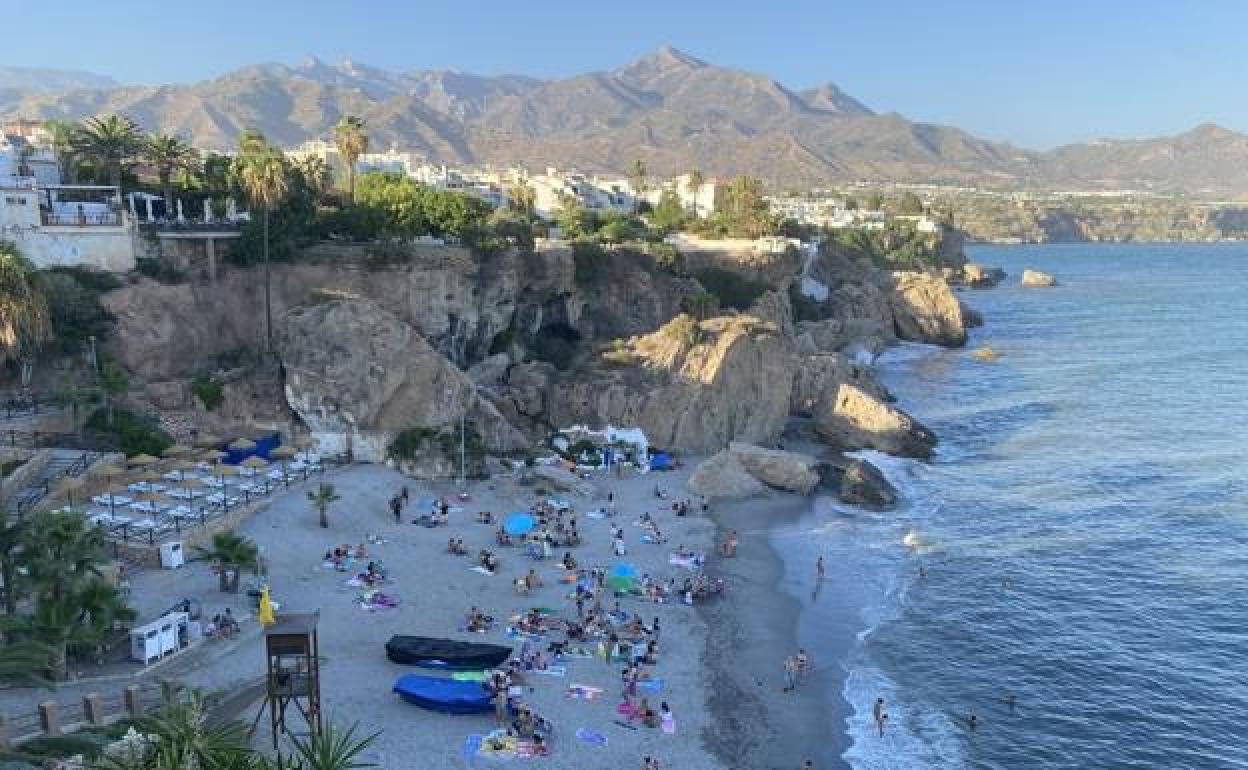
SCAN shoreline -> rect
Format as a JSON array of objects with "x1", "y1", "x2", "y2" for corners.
[{"x1": 699, "y1": 493, "x2": 851, "y2": 770}]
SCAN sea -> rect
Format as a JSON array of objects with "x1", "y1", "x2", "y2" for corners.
[{"x1": 777, "y1": 243, "x2": 1248, "y2": 769}]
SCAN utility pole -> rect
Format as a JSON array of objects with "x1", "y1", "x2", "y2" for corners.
[{"x1": 459, "y1": 410, "x2": 465, "y2": 487}]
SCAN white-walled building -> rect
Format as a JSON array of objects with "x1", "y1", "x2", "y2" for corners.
[{"x1": 0, "y1": 181, "x2": 137, "y2": 271}]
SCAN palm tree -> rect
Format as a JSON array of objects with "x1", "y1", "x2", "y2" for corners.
[
  {"x1": 0, "y1": 242, "x2": 51, "y2": 370},
  {"x1": 285, "y1": 721, "x2": 379, "y2": 770},
  {"x1": 685, "y1": 168, "x2": 705, "y2": 216},
  {"x1": 628, "y1": 158, "x2": 648, "y2": 212},
  {"x1": 143, "y1": 135, "x2": 201, "y2": 219},
  {"x1": 195, "y1": 530, "x2": 259, "y2": 593},
  {"x1": 296, "y1": 155, "x2": 332, "y2": 200},
  {"x1": 71, "y1": 115, "x2": 143, "y2": 189},
  {"x1": 0, "y1": 639, "x2": 54, "y2": 687},
  {"x1": 234, "y1": 132, "x2": 290, "y2": 351},
  {"x1": 44, "y1": 120, "x2": 80, "y2": 183},
  {"x1": 333, "y1": 115, "x2": 369, "y2": 201},
  {"x1": 307, "y1": 483, "x2": 341, "y2": 529},
  {"x1": 507, "y1": 182, "x2": 536, "y2": 216}
]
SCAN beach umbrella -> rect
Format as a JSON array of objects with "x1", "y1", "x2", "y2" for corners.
[
  {"x1": 610, "y1": 563, "x2": 638, "y2": 579},
  {"x1": 228, "y1": 438, "x2": 256, "y2": 451},
  {"x1": 128, "y1": 453, "x2": 161, "y2": 467},
  {"x1": 504, "y1": 512, "x2": 536, "y2": 537},
  {"x1": 607, "y1": 575, "x2": 636, "y2": 594},
  {"x1": 201, "y1": 449, "x2": 228, "y2": 463},
  {"x1": 269, "y1": 446, "x2": 296, "y2": 460},
  {"x1": 193, "y1": 434, "x2": 223, "y2": 449},
  {"x1": 294, "y1": 436, "x2": 317, "y2": 449},
  {"x1": 162, "y1": 444, "x2": 192, "y2": 458},
  {"x1": 258, "y1": 587, "x2": 276, "y2": 627},
  {"x1": 241, "y1": 456, "x2": 268, "y2": 469},
  {"x1": 88, "y1": 463, "x2": 125, "y2": 480}
]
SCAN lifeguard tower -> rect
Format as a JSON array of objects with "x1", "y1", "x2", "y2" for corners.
[{"x1": 251, "y1": 611, "x2": 322, "y2": 750}]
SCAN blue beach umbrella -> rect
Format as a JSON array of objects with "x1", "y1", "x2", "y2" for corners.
[
  {"x1": 610, "y1": 562, "x2": 638, "y2": 579},
  {"x1": 504, "y1": 512, "x2": 536, "y2": 536}
]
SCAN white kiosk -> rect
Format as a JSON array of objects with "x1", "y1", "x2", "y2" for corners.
[
  {"x1": 129, "y1": 611, "x2": 190, "y2": 665},
  {"x1": 159, "y1": 541, "x2": 185, "y2": 569}
]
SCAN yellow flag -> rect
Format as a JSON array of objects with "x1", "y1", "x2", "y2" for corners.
[{"x1": 258, "y1": 586, "x2": 276, "y2": 627}]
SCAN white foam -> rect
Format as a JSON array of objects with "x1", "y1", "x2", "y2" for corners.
[{"x1": 841, "y1": 663, "x2": 967, "y2": 770}]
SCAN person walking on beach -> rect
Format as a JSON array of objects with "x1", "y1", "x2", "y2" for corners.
[
  {"x1": 873, "y1": 697, "x2": 887, "y2": 736},
  {"x1": 796, "y1": 648, "x2": 810, "y2": 683},
  {"x1": 391, "y1": 496, "x2": 402, "y2": 524},
  {"x1": 400, "y1": 485, "x2": 409, "y2": 504},
  {"x1": 492, "y1": 689, "x2": 508, "y2": 727},
  {"x1": 801, "y1": 761, "x2": 814, "y2": 770},
  {"x1": 783, "y1": 655, "x2": 797, "y2": 692},
  {"x1": 816, "y1": 555, "x2": 825, "y2": 581}
]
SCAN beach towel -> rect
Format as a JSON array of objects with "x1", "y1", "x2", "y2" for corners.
[
  {"x1": 566, "y1": 684, "x2": 603, "y2": 700},
  {"x1": 531, "y1": 665, "x2": 567, "y2": 678},
  {"x1": 662, "y1": 713, "x2": 676, "y2": 735},
  {"x1": 470, "y1": 566, "x2": 494, "y2": 576},
  {"x1": 576, "y1": 727, "x2": 608, "y2": 746},
  {"x1": 639, "y1": 678, "x2": 665, "y2": 693},
  {"x1": 613, "y1": 719, "x2": 640, "y2": 730}
]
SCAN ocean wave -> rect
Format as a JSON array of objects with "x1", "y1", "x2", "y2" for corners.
[{"x1": 841, "y1": 664, "x2": 966, "y2": 770}]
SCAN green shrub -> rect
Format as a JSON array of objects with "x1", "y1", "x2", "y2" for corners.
[
  {"x1": 85, "y1": 408, "x2": 172, "y2": 457},
  {"x1": 134, "y1": 257, "x2": 186, "y2": 284},
  {"x1": 694, "y1": 268, "x2": 769, "y2": 311},
  {"x1": 650, "y1": 243, "x2": 684, "y2": 274},
  {"x1": 572, "y1": 239, "x2": 608, "y2": 285},
  {"x1": 17, "y1": 732, "x2": 109, "y2": 760},
  {"x1": 191, "y1": 376, "x2": 225, "y2": 410},
  {"x1": 36, "y1": 270, "x2": 116, "y2": 351}
]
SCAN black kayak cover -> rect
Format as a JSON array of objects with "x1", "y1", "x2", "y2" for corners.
[{"x1": 385, "y1": 635, "x2": 512, "y2": 670}]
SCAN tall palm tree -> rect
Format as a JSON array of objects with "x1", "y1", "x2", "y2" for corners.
[
  {"x1": 0, "y1": 242, "x2": 50, "y2": 374},
  {"x1": 628, "y1": 158, "x2": 648, "y2": 212},
  {"x1": 194, "y1": 530, "x2": 259, "y2": 592},
  {"x1": 234, "y1": 132, "x2": 289, "y2": 351},
  {"x1": 143, "y1": 135, "x2": 201, "y2": 219},
  {"x1": 44, "y1": 119, "x2": 80, "y2": 183},
  {"x1": 685, "y1": 168, "x2": 705, "y2": 215},
  {"x1": 71, "y1": 115, "x2": 142, "y2": 189},
  {"x1": 0, "y1": 514, "x2": 28, "y2": 618},
  {"x1": 307, "y1": 483, "x2": 341, "y2": 529},
  {"x1": 333, "y1": 115, "x2": 369, "y2": 201}
]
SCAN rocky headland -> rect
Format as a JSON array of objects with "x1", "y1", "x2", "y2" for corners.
[{"x1": 99, "y1": 234, "x2": 984, "y2": 508}]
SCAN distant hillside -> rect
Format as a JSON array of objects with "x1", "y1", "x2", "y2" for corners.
[
  {"x1": 2, "y1": 48, "x2": 1247, "y2": 195},
  {"x1": 0, "y1": 66, "x2": 117, "y2": 92}
]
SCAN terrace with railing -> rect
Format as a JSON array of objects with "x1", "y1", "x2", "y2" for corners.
[{"x1": 40, "y1": 209, "x2": 123, "y2": 227}]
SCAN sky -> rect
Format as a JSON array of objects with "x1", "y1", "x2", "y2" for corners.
[{"x1": 5, "y1": 0, "x2": 1247, "y2": 149}]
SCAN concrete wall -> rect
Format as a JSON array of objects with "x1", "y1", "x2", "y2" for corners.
[{"x1": 9, "y1": 226, "x2": 138, "y2": 272}]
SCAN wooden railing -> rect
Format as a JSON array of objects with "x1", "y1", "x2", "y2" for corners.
[{"x1": 0, "y1": 679, "x2": 183, "y2": 749}]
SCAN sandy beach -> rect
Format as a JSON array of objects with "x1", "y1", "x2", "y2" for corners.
[{"x1": 123, "y1": 462, "x2": 739, "y2": 768}]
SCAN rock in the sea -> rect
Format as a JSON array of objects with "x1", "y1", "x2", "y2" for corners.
[
  {"x1": 1020, "y1": 269, "x2": 1057, "y2": 288},
  {"x1": 887, "y1": 271, "x2": 968, "y2": 348},
  {"x1": 959, "y1": 300, "x2": 984, "y2": 328},
  {"x1": 727, "y1": 442, "x2": 821, "y2": 495},
  {"x1": 962, "y1": 263, "x2": 1006, "y2": 288},
  {"x1": 839, "y1": 457, "x2": 897, "y2": 508},
  {"x1": 815, "y1": 384, "x2": 937, "y2": 458},
  {"x1": 545, "y1": 314, "x2": 794, "y2": 453},
  {"x1": 688, "y1": 451, "x2": 768, "y2": 500},
  {"x1": 276, "y1": 296, "x2": 529, "y2": 463}
]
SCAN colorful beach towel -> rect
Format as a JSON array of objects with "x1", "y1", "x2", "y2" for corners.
[
  {"x1": 576, "y1": 727, "x2": 608, "y2": 746},
  {"x1": 639, "y1": 678, "x2": 665, "y2": 693},
  {"x1": 531, "y1": 665, "x2": 567, "y2": 677},
  {"x1": 566, "y1": 684, "x2": 603, "y2": 700},
  {"x1": 452, "y1": 671, "x2": 488, "y2": 682},
  {"x1": 470, "y1": 566, "x2": 494, "y2": 576}
]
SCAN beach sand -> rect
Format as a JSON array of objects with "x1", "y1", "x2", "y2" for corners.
[{"x1": 142, "y1": 462, "x2": 730, "y2": 768}]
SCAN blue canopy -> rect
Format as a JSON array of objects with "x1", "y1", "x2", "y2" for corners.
[
  {"x1": 393, "y1": 674, "x2": 492, "y2": 715},
  {"x1": 610, "y1": 562, "x2": 638, "y2": 579},
  {"x1": 504, "y1": 512, "x2": 536, "y2": 536},
  {"x1": 649, "y1": 452, "x2": 674, "y2": 471}
]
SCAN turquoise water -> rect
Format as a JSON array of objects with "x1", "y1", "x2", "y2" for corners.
[{"x1": 787, "y1": 243, "x2": 1248, "y2": 769}]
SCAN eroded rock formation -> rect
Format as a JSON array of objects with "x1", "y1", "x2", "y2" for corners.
[{"x1": 815, "y1": 383, "x2": 936, "y2": 458}]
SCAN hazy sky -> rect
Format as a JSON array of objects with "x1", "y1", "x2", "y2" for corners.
[{"x1": 6, "y1": 0, "x2": 1245, "y2": 148}]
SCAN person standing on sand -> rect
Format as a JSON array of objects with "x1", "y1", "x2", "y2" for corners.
[
  {"x1": 816, "y1": 556, "x2": 826, "y2": 581},
  {"x1": 492, "y1": 689, "x2": 508, "y2": 727},
  {"x1": 796, "y1": 648, "x2": 810, "y2": 683},
  {"x1": 783, "y1": 655, "x2": 797, "y2": 692},
  {"x1": 873, "y1": 697, "x2": 886, "y2": 736},
  {"x1": 802, "y1": 761, "x2": 814, "y2": 770}
]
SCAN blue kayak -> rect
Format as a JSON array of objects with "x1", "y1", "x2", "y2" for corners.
[{"x1": 393, "y1": 674, "x2": 493, "y2": 715}]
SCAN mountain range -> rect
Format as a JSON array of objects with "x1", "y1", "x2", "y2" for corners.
[{"x1": 2, "y1": 47, "x2": 1247, "y2": 196}]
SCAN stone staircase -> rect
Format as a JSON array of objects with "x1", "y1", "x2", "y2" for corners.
[{"x1": 13, "y1": 448, "x2": 97, "y2": 516}]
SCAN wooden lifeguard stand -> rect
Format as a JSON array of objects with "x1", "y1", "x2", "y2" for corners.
[{"x1": 251, "y1": 611, "x2": 322, "y2": 750}]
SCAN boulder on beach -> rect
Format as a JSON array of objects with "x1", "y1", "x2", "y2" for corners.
[
  {"x1": 1021, "y1": 269, "x2": 1057, "y2": 288},
  {"x1": 532, "y1": 465, "x2": 595, "y2": 498},
  {"x1": 839, "y1": 458, "x2": 897, "y2": 508},
  {"x1": 687, "y1": 451, "x2": 767, "y2": 501},
  {"x1": 791, "y1": 352, "x2": 889, "y2": 416},
  {"x1": 815, "y1": 384, "x2": 937, "y2": 459},
  {"x1": 727, "y1": 442, "x2": 822, "y2": 495}
]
